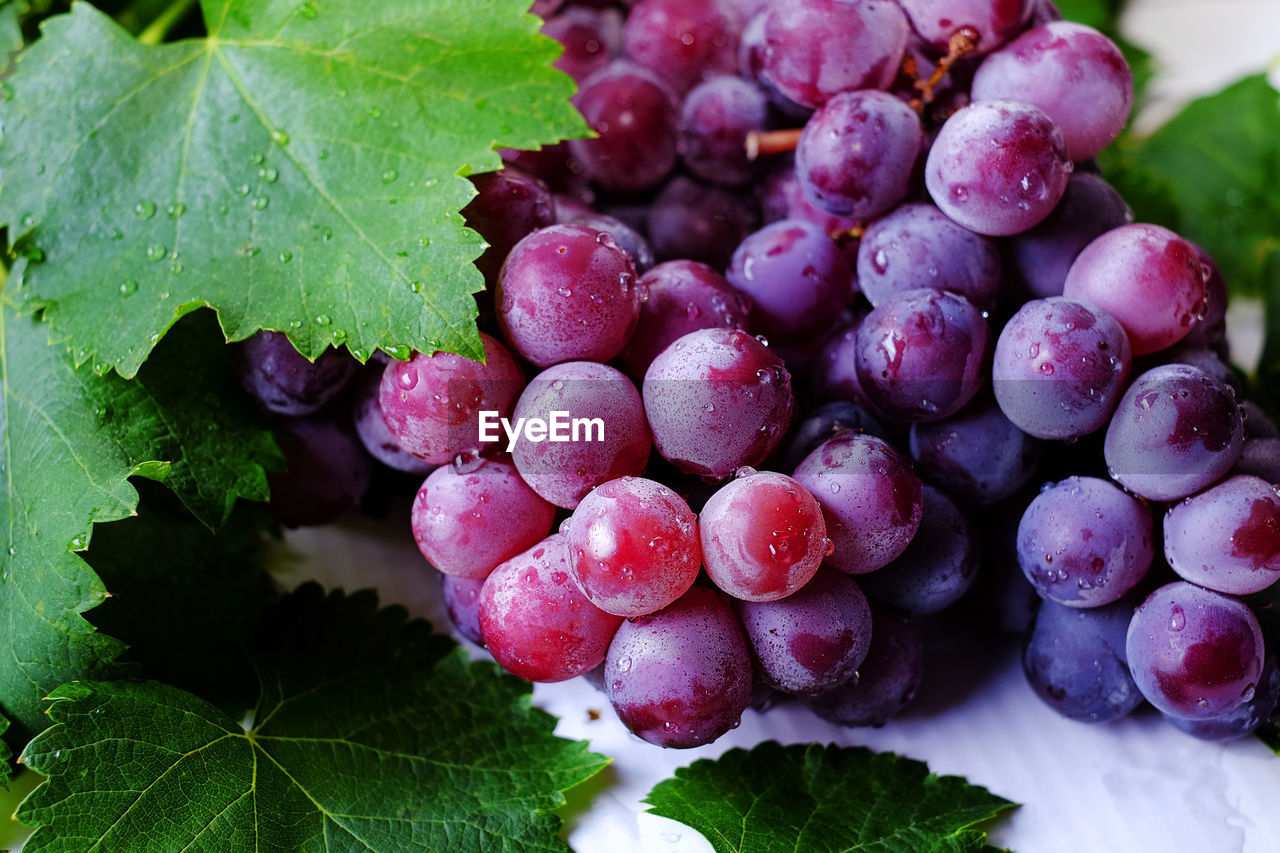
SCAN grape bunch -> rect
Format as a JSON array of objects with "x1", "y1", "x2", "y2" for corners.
[{"x1": 233, "y1": 0, "x2": 1280, "y2": 748}]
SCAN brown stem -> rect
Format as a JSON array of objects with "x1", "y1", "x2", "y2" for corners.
[
  {"x1": 745, "y1": 128, "x2": 804, "y2": 160},
  {"x1": 914, "y1": 26, "x2": 979, "y2": 103}
]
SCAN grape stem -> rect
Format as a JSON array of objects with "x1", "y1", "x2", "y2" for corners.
[
  {"x1": 914, "y1": 27, "x2": 979, "y2": 102},
  {"x1": 745, "y1": 128, "x2": 803, "y2": 160}
]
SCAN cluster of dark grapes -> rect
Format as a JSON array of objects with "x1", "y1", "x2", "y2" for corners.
[{"x1": 234, "y1": 0, "x2": 1280, "y2": 748}]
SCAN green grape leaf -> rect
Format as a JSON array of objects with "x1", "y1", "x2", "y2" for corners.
[
  {"x1": 18, "y1": 585, "x2": 609, "y2": 853},
  {"x1": 0, "y1": 299, "x2": 278, "y2": 742},
  {"x1": 644, "y1": 741, "x2": 1017, "y2": 853},
  {"x1": 0, "y1": 0, "x2": 586, "y2": 377}
]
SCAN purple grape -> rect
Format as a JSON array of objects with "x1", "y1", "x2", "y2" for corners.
[
  {"x1": 1017, "y1": 476, "x2": 1153, "y2": 608},
  {"x1": 642, "y1": 328, "x2": 794, "y2": 479},
  {"x1": 568, "y1": 212, "x2": 656, "y2": 273},
  {"x1": 908, "y1": 395, "x2": 1043, "y2": 505},
  {"x1": 378, "y1": 333, "x2": 524, "y2": 465},
  {"x1": 854, "y1": 288, "x2": 990, "y2": 422},
  {"x1": 267, "y1": 412, "x2": 372, "y2": 528},
  {"x1": 479, "y1": 534, "x2": 624, "y2": 683},
  {"x1": 462, "y1": 166, "x2": 556, "y2": 285},
  {"x1": 1235, "y1": 438, "x2": 1280, "y2": 483},
  {"x1": 1023, "y1": 598, "x2": 1144, "y2": 722},
  {"x1": 1154, "y1": 344, "x2": 1242, "y2": 397},
  {"x1": 780, "y1": 401, "x2": 889, "y2": 472},
  {"x1": 1164, "y1": 475, "x2": 1280, "y2": 595},
  {"x1": 510, "y1": 362, "x2": 651, "y2": 509},
  {"x1": 795, "y1": 90, "x2": 924, "y2": 220},
  {"x1": 233, "y1": 331, "x2": 357, "y2": 417},
  {"x1": 1004, "y1": 172, "x2": 1133, "y2": 300},
  {"x1": 992, "y1": 297, "x2": 1131, "y2": 440},
  {"x1": 1181, "y1": 243, "x2": 1229, "y2": 355},
  {"x1": 736, "y1": 569, "x2": 873, "y2": 694},
  {"x1": 622, "y1": 0, "x2": 744, "y2": 95},
  {"x1": 411, "y1": 458, "x2": 556, "y2": 579},
  {"x1": 810, "y1": 317, "x2": 872, "y2": 406},
  {"x1": 725, "y1": 219, "x2": 854, "y2": 346},
  {"x1": 856, "y1": 203, "x2": 1001, "y2": 311},
  {"x1": 678, "y1": 75, "x2": 769, "y2": 186},
  {"x1": 759, "y1": 0, "x2": 910, "y2": 109},
  {"x1": 497, "y1": 223, "x2": 642, "y2": 367},
  {"x1": 619, "y1": 260, "x2": 748, "y2": 380},
  {"x1": 350, "y1": 366, "x2": 435, "y2": 475},
  {"x1": 925, "y1": 99, "x2": 1072, "y2": 236},
  {"x1": 1063, "y1": 224, "x2": 1207, "y2": 356},
  {"x1": 647, "y1": 176, "x2": 761, "y2": 269},
  {"x1": 792, "y1": 433, "x2": 923, "y2": 574},
  {"x1": 541, "y1": 5, "x2": 623, "y2": 83},
  {"x1": 971, "y1": 22, "x2": 1132, "y2": 161},
  {"x1": 441, "y1": 574, "x2": 486, "y2": 646},
  {"x1": 1243, "y1": 402, "x2": 1279, "y2": 440},
  {"x1": 605, "y1": 586, "x2": 753, "y2": 747},
  {"x1": 569, "y1": 62, "x2": 680, "y2": 191},
  {"x1": 898, "y1": 0, "x2": 1034, "y2": 56},
  {"x1": 860, "y1": 486, "x2": 979, "y2": 613},
  {"x1": 1104, "y1": 364, "x2": 1244, "y2": 502},
  {"x1": 1126, "y1": 581, "x2": 1264, "y2": 719},
  {"x1": 1165, "y1": 651, "x2": 1280, "y2": 741},
  {"x1": 806, "y1": 603, "x2": 923, "y2": 726},
  {"x1": 737, "y1": 11, "x2": 812, "y2": 120}
]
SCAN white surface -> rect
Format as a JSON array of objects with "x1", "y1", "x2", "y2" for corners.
[{"x1": 281, "y1": 5, "x2": 1280, "y2": 853}]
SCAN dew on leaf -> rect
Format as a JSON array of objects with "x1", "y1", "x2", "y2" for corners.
[
  {"x1": 382, "y1": 169, "x2": 399, "y2": 184},
  {"x1": 109, "y1": 228, "x2": 123, "y2": 240},
  {"x1": 236, "y1": 184, "x2": 250, "y2": 196},
  {"x1": 134, "y1": 200, "x2": 156, "y2": 219},
  {"x1": 119, "y1": 279, "x2": 137, "y2": 296},
  {"x1": 271, "y1": 129, "x2": 291, "y2": 146},
  {"x1": 279, "y1": 251, "x2": 293, "y2": 263},
  {"x1": 319, "y1": 149, "x2": 330, "y2": 160},
  {"x1": 250, "y1": 153, "x2": 265, "y2": 165},
  {"x1": 315, "y1": 315, "x2": 331, "y2": 327},
  {"x1": 251, "y1": 196, "x2": 270, "y2": 210},
  {"x1": 167, "y1": 202, "x2": 185, "y2": 219},
  {"x1": 229, "y1": 113, "x2": 240, "y2": 123},
  {"x1": 298, "y1": 1, "x2": 318, "y2": 18},
  {"x1": 369, "y1": 106, "x2": 383, "y2": 119},
  {"x1": 145, "y1": 244, "x2": 167, "y2": 261},
  {"x1": 260, "y1": 167, "x2": 279, "y2": 183}
]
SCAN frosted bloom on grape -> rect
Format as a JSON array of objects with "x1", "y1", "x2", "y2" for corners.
[
  {"x1": 569, "y1": 62, "x2": 680, "y2": 192},
  {"x1": 1023, "y1": 598, "x2": 1143, "y2": 723},
  {"x1": 1164, "y1": 475, "x2": 1280, "y2": 595},
  {"x1": 925, "y1": 99, "x2": 1072, "y2": 236},
  {"x1": 898, "y1": 0, "x2": 1034, "y2": 56},
  {"x1": 233, "y1": 330, "x2": 357, "y2": 416},
  {"x1": 622, "y1": 0, "x2": 744, "y2": 95},
  {"x1": 806, "y1": 603, "x2": 923, "y2": 727}
]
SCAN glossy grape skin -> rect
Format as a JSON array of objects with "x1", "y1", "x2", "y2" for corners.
[
  {"x1": 1004, "y1": 172, "x2": 1133, "y2": 300},
  {"x1": 925, "y1": 99, "x2": 1072, "y2": 236},
  {"x1": 1062, "y1": 224, "x2": 1206, "y2": 356},
  {"x1": 736, "y1": 569, "x2": 873, "y2": 694},
  {"x1": 441, "y1": 574, "x2": 486, "y2": 646},
  {"x1": 725, "y1": 219, "x2": 854, "y2": 346},
  {"x1": 479, "y1": 534, "x2": 624, "y2": 683},
  {"x1": 510, "y1": 362, "x2": 651, "y2": 509},
  {"x1": 856, "y1": 203, "x2": 1001, "y2": 311},
  {"x1": 233, "y1": 331, "x2": 357, "y2": 417},
  {"x1": 860, "y1": 486, "x2": 979, "y2": 613},
  {"x1": 1181, "y1": 242, "x2": 1229, "y2": 356},
  {"x1": 806, "y1": 604, "x2": 923, "y2": 727},
  {"x1": 1126, "y1": 582, "x2": 1264, "y2": 719},
  {"x1": 854, "y1": 288, "x2": 990, "y2": 422},
  {"x1": 462, "y1": 167, "x2": 556, "y2": 285},
  {"x1": 759, "y1": 0, "x2": 910, "y2": 109},
  {"x1": 909, "y1": 395, "x2": 1043, "y2": 505},
  {"x1": 678, "y1": 74, "x2": 769, "y2": 186},
  {"x1": 1165, "y1": 651, "x2": 1280, "y2": 742},
  {"x1": 759, "y1": 161, "x2": 864, "y2": 244},
  {"x1": 350, "y1": 366, "x2": 435, "y2": 475},
  {"x1": 619, "y1": 262, "x2": 747, "y2": 383},
  {"x1": 700, "y1": 470, "x2": 830, "y2": 602},
  {"x1": 569, "y1": 62, "x2": 680, "y2": 191},
  {"x1": 541, "y1": 5, "x2": 623, "y2": 83},
  {"x1": 780, "y1": 401, "x2": 889, "y2": 473},
  {"x1": 971, "y1": 22, "x2": 1132, "y2": 160},
  {"x1": 1164, "y1": 476, "x2": 1280, "y2": 595},
  {"x1": 568, "y1": 212, "x2": 656, "y2": 273},
  {"x1": 622, "y1": 0, "x2": 743, "y2": 95},
  {"x1": 604, "y1": 586, "x2": 753, "y2": 747},
  {"x1": 1104, "y1": 364, "x2": 1244, "y2": 502},
  {"x1": 410, "y1": 458, "x2": 556, "y2": 579},
  {"x1": 267, "y1": 413, "x2": 372, "y2": 528},
  {"x1": 643, "y1": 328, "x2": 794, "y2": 479},
  {"x1": 497, "y1": 223, "x2": 641, "y2": 367},
  {"x1": 1235, "y1": 438, "x2": 1280, "y2": 483},
  {"x1": 898, "y1": 0, "x2": 1034, "y2": 56},
  {"x1": 796, "y1": 90, "x2": 924, "y2": 220},
  {"x1": 562, "y1": 476, "x2": 701, "y2": 617},
  {"x1": 378, "y1": 333, "x2": 524, "y2": 465},
  {"x1": 810, "y1": 318, "x2": 872, "y2": 406},
  {"x1": 647, "y1": 176, "x2": 762, "y2": 269},
  {"x1": 1023, "y1": 598, "x2": 1144, "y2": 723},
  {"x1": 792, "y1": 433, "x2": 923, "y2": 574},
  {"x1": 992, "y1": 297, "x2": 1131, "y2": 440},
  {"x1": 1017, "y1": 476, "x2": 1153, "y2": 608}
]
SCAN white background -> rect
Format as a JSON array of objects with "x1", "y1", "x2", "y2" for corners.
[{"x1": 283, "y1": 3, "x2": 1280, "y2": 852}]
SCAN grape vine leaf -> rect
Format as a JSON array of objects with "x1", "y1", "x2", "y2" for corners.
[
  {"x1": 0, "y1": 299, "x2": 278, "y2": 741},
  {"x1": 644, "y1": 741, "x2": 1017, "y2": 853},
  {"x1": 17, "y1": 585, "x2": 610, "y2": 853},
  {"x1": 0, "y1": 0, "x2": 587, "y2": 377}
]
